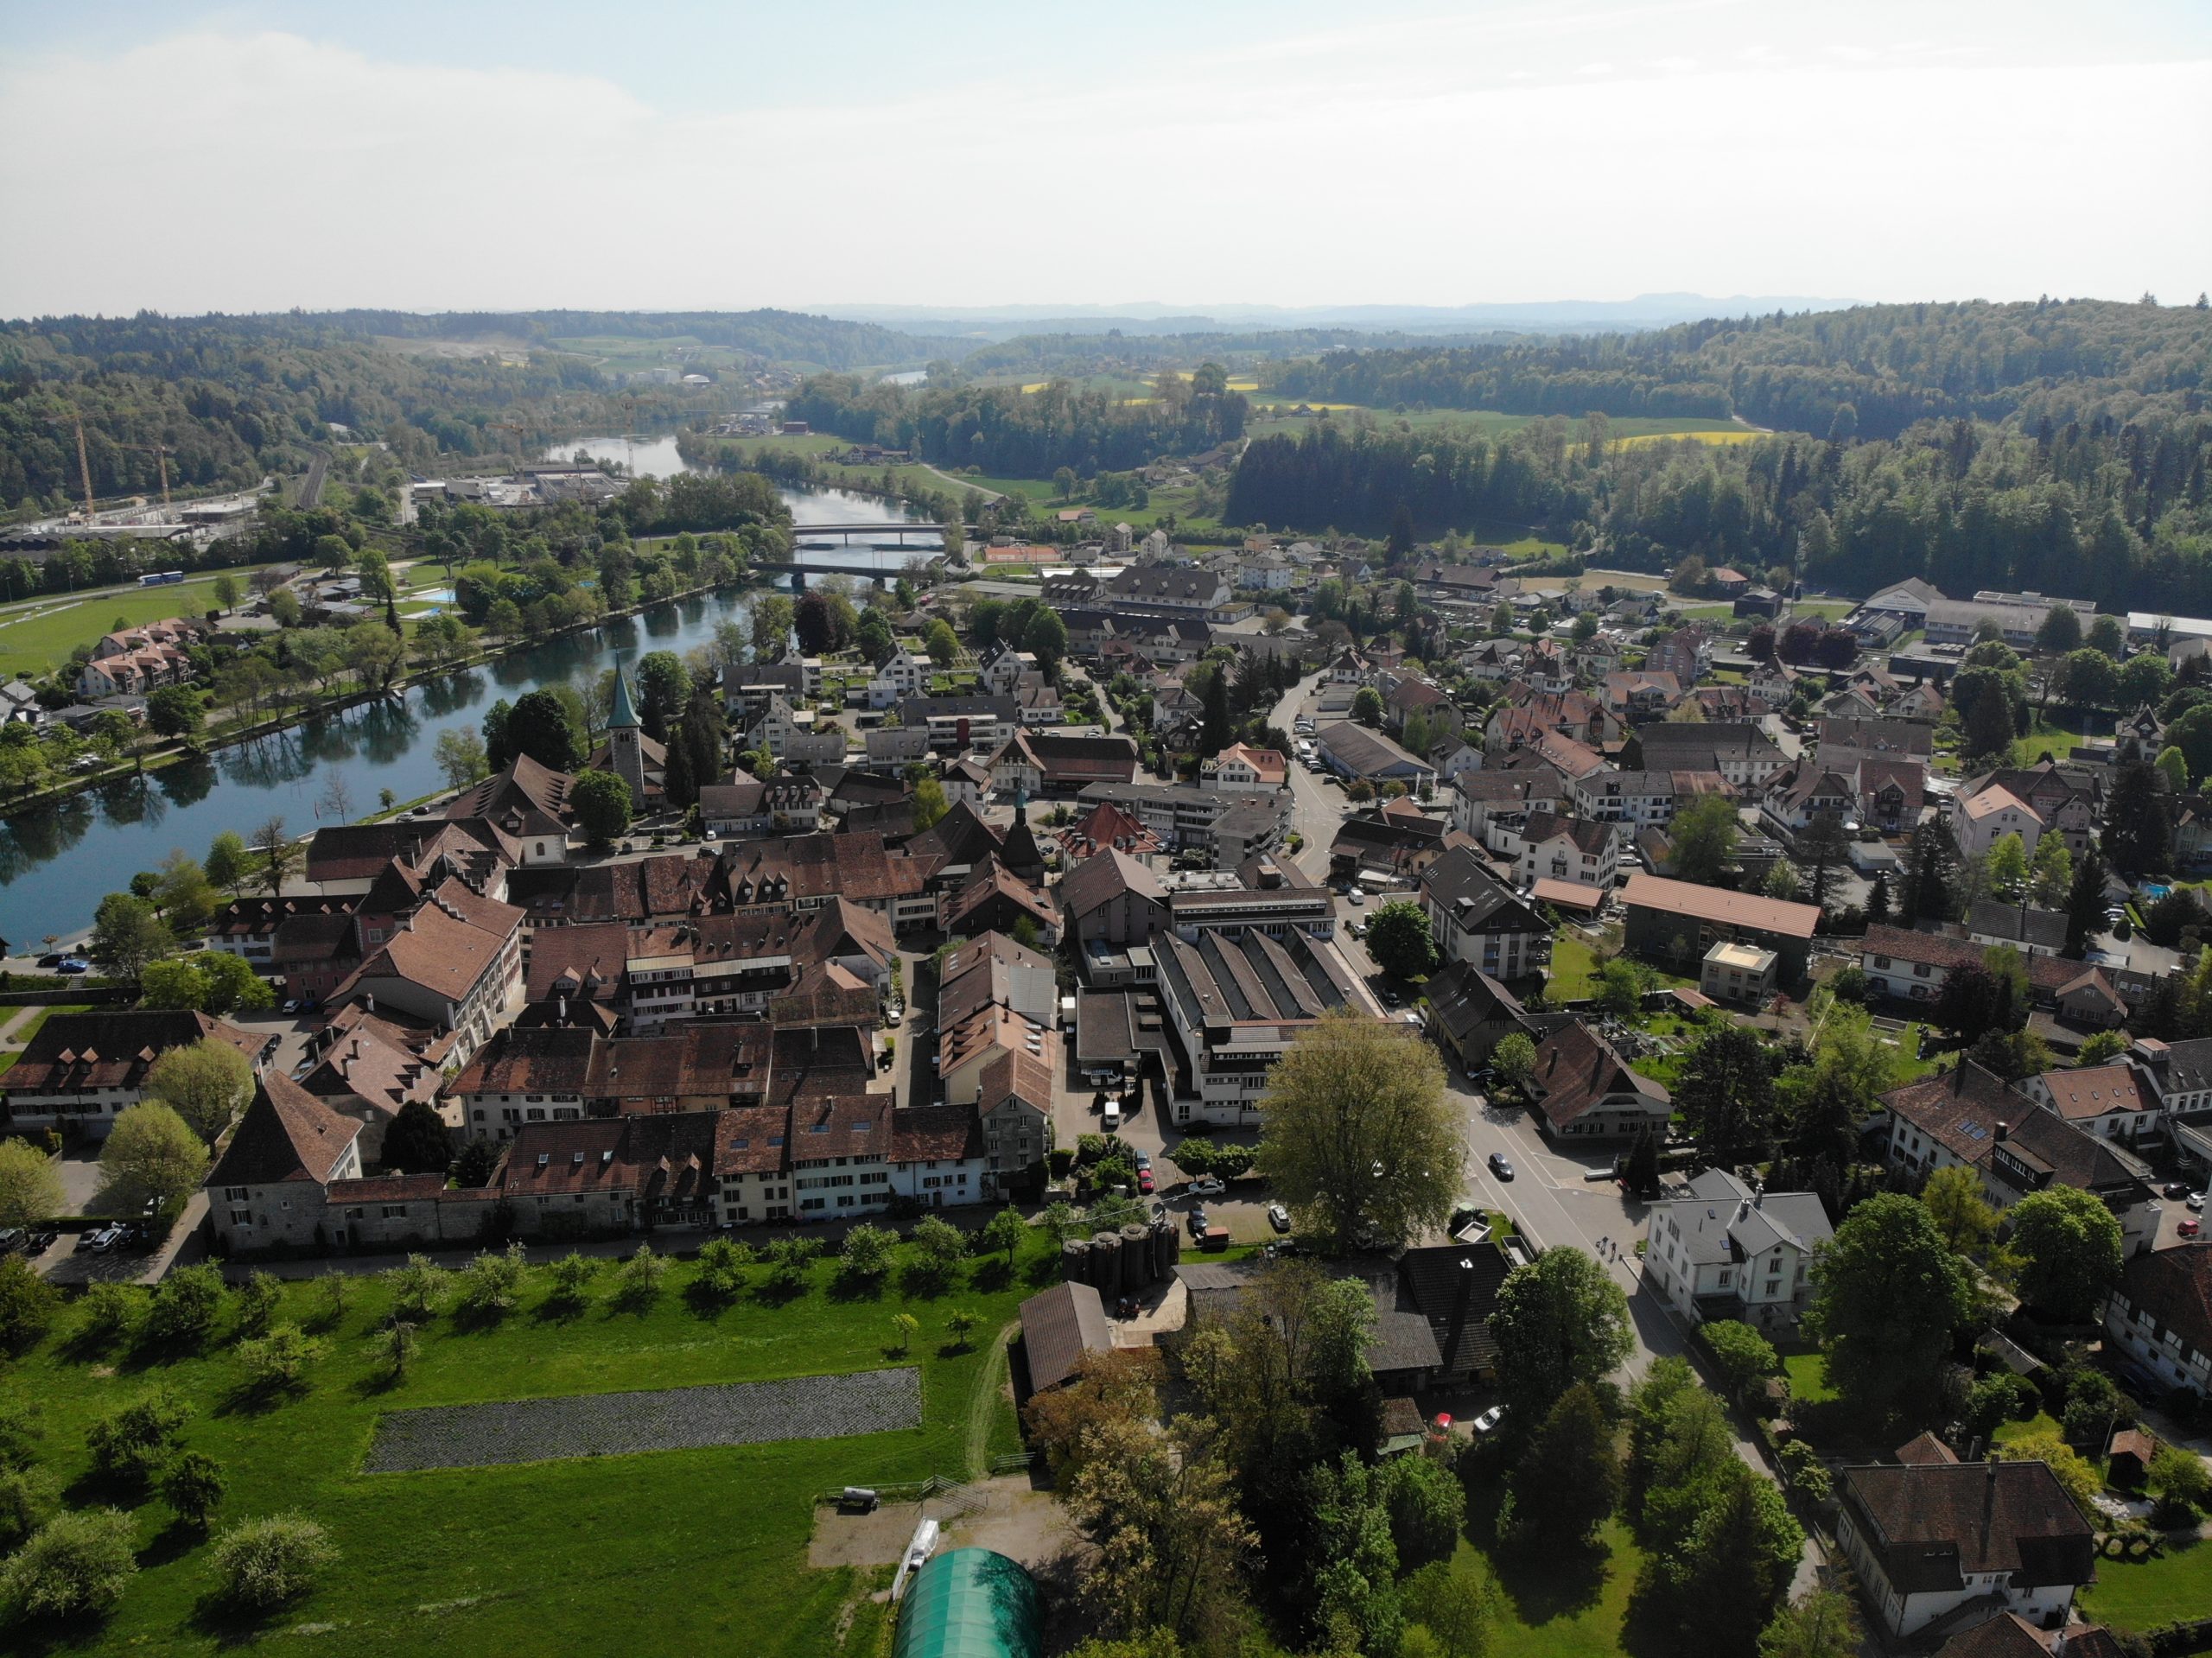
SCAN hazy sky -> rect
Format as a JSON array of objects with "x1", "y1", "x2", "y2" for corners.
[{"x1": 3, "y1": 0, "x2": 2206, "y2": 318}]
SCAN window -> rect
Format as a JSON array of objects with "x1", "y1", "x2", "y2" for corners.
[
  {"x1": 381, "y1": 1205, "x2": 409, "y2": 1219},
  {"x1": 223, "y1": 1185, "x2": 249, "y2": 1202},
  {"x1": 229, "y1": 1209, "x2": 251, "y2": 1226}
]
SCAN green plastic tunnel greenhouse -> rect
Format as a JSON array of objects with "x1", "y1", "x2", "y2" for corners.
[{"x1": 891, "y1": 1547, "x2": 1041, "y2": 1658}]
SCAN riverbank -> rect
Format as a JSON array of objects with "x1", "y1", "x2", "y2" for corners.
[{"x1": 0, "y1": 565, "x2": 777, "y2": 828}]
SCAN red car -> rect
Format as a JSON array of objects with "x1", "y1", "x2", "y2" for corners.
[
  {"x1": 2182, "y1": 1218, "x2": 2202, "y2": 1238},
  {"x1": 1137, "y1": 1168, "x2": 1155, "y2": 1194}
]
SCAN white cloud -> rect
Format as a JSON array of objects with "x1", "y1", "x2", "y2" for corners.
[{"x1": 0, "y1": 27, "x2": 2207, "y2": 314}]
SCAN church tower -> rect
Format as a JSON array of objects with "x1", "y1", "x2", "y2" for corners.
[{"x1": 607, "y1": 663, "x2": 646, "y2": 803}]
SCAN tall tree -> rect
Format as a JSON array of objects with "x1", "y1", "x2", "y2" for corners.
[
  {"x1": 1490, "y1": 1248, "x2": 1633, "y2": 1424},
  {"x1": 1807, "y1": 1191, "x2": 1969, "y2": 1415},
  {"x1": 503, "y1": 690, "x2": 583, "y2": 771},
  {"x1": 2005, "y1": 1186, "x2": 2123, "y2": 1322},
  {"x1": 1502, "y1": 1382, "x2": 1621, "y2": 1547},
  {"x1": 1256, "y1": 1011, "x2": 1463, "y2": 1250},
  {"x1": 1676, "y1": 1025, "x2": 1777, "y2": 1164},
  {"x1": 1669, "y1": 793, "x2": 1741, "y2": 886}
]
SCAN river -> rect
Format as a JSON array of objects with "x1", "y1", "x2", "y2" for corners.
[{"x1": 0, "y1": 473, "x2": 936, "y2": 945}]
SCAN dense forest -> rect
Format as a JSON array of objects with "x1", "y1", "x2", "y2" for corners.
[
  {"x1": 1267, "y1": 299, "x2": 2212, "y2": 441},
  {"x1": 786, "y1": 369, "x2": 1250, "y2": 475},
  {"x1": 1228, "y1": 404, "x2": 2212, "y2": 613}
]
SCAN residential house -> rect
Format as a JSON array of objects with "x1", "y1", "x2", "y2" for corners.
[
  {"x1": 898, "y1": 694, "x2": 1020, "y2": 756},
  {"x1": 1527, "y1": 1019, "x2": 1672, "y2": 1141},
  {"x1": 1569, "y1": 769, "x2": 1677, "y2": 826},
  {"x1": 1967, "y1": 902, "x2": 2070, "y2": 958},
  {"x1": 867, "y1": 647, "x2": 934, "y2": 708},
  {"x1": 1515, "y1": 812, "x2": 1619, "y2": 891},
  {"x1": 1834, "y1": 1458, "x2": 2094, "y2": 1639},
  {"x1": 989, "y1": 730, "x2": 1141, "y2": 797},
  {"x1": 2102, "y1": 1242, "x2": 2212, "y2": 1399},
  {"x1": 1423, "y1": 962, "x2": 1539, "y2": 1070},
  {"x1": 1882, "y1": 1063, "x2": 2157, "y2": 1256},
  {"x1": 1420, "y1": 846, "x2": 1550, "y2": 981},
  {"x1": 1202, "y1": 742, "x2": 1288, "y2": 795},
  {"x1": 2022, "y1": 1064, "x2": 2159, "y2": 1145},
  {"x1": 1642, "y1": 1167, "x2": 1832, "y2": 1331},
  {"x1": 1857, "y1": 925, "x2": 2116, "y2": 1024},
  {"x1": 329, "y1": 881, "x2": 524, "y2": 1052}
]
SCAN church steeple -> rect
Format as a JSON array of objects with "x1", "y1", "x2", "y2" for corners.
[
  {"x1": 609, "y1": 664, "x2": 641, "y2": 731},
  {"x1": 607, "y1": 663, "x2": 645, "y2": 801}
]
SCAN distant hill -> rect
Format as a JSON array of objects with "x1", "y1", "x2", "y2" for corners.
[{"x1": 822, "y1": 294, "x2": 1861, "y2": 340}]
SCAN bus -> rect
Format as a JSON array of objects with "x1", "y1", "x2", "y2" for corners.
[{"x1": 137, "y1": 570, "x2": 185, "y2": 587}]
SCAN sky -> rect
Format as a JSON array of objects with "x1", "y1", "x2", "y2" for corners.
[{"x1": 1, "y1": 0, "x2": 2207, "y2": 319}]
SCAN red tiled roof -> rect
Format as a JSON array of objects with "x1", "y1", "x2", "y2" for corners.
[{"x1": 1624, "y1": 873, "x2": 1820, "y2": 940}]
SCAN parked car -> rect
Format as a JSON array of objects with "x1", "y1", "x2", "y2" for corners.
[
  {"x1": 1346, "y1": 890, "x2": 1364, "y2": 906},
  {"x1": 1103, "y1": 1098, "x2": 1122, "y2": 1131},
  {"x1": 2183, "y1": 1218, "x2": 2202, "y2": 1238},
  {"x1": 83, "y1": 1223, "x2": 128, "y2": 1252},
  {"x1": 1267, "y1": 1204, "x2": 1291, "y2": 1234},
  {"x1": 1187, "y1": 1207, "x2": 1209, "y2": 1238},
  {"x1": 1137, "y1": 1168, "x2": 1154, "y2": 1194},
  {"x1": 0, "y1": 1228, "x2": 21, "y2": 1255},
  {"x1": 1380, "y1": 988, "x2": 1401, "y2": 1007},
  {"x1": 23, "y1": 1228, "x2": 57, "y2": 1255},
  {"x1": 55, "y1": 957, "x2": 89, "y2": 975},
  {"x1": 35, "y1": 953, "x2": 63, "y2": 969},
  {"x1": 1133, "y1": 1151, "x2": 1152, "y2": 1171},
  {"x1": 1488, "y1": 1152, "x2": 1515, "y2": 1181},
  {"x1": 1472, "y1": 1405, "x2": 1507, "y2": 1435},
  {"x1": 2164, "y1": 1181, "x2": 2195, "y2": 1199},
  {"x1": 2190, "y1": 1191, "x2": 2207, "y2": 1211},
  {"x1": 1187, "y1": 1177, "x2": 1226, "y2": 1197}
]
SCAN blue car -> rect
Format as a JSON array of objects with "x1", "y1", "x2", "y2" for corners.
[{"x1": 55, "y1": 957, "x2": 89, "y2": 975}]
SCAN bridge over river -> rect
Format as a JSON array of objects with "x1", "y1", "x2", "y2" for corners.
[{"x1": 788, "y1": 522, "x2": 945, "y2": 543}]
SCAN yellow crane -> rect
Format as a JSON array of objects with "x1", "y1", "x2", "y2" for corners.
[{"x1": 48, "y1": 407, "x2": 98, "y2": 519}]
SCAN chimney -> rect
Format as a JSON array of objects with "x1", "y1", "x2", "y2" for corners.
[
  {"x1": 1753, "y1": 1184, "x2": 1764, "y2": 1210},
  {"x1": 1995, "y1": 1121, "x2": 2008, "y2": 1142}
]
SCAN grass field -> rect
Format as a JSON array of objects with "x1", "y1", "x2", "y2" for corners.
[
  {"x1": 2082, "y1": 1534, "x2": 2212, "y2": 1630},
  {"x1": 2012, "y1": 712, "x2": 2095, "y2": 766},
  {"x1": 1781, "y1": 1350, "x2": 1837, "y2": 1405},
  {"x1": 3, "y1": 1230, "x2": 1055, "y2": 1656},
  {"x1": 0, "y1": 566, "x2": 291, "y2": 681}
]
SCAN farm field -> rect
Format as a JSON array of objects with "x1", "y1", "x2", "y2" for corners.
[
  {"x1": 2, "y1": 1229, "x2": 1054, "y2": 1657},
  {"x1": 0, "y1": 565, "x2": 292, "y2": 682}
]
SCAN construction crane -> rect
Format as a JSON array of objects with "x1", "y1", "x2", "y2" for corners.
[
  {"x1": 133, "y1": 443, "x2": 175, "y2": 509},
  {"x1": 46, "y1": 407, "x2": 99, "y2": 520}
]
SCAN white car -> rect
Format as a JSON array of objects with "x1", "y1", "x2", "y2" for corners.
[
  {"x1": 1103, "y1": 1098, "x2": 1122, "y2": 1130},
  {"x1": 2190, "y1": 1191, "x2": 2207, "y2": 1212},
  {"x1": 1472, "y1": 1405, "x2": 1507, "y2": 1435}
]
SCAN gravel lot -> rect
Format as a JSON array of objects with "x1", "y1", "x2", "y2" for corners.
[{"x1": 363, "y1": 1367, "x2": 922, "y2": 1473}]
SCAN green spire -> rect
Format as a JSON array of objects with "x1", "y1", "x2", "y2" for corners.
[{"x1": 609, "y1": 664, "x2": 641, "y2": 730}]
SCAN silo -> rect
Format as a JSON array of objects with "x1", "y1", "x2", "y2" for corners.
[
  {"x1": 1061, "y1": 1238, "x2": 1088, "y2": 1286},
  {"x1": 1089, "y1": 1231, "x2": 1121, "y2": 1290},
  {"x1": 1119, "y1": 1224, "x2": 1150, "y2": 1292}
]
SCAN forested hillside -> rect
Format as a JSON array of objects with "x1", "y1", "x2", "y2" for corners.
[
  {"x1": 1229, "y1": 404, "x2": 2212, "y2": 613},
  {"x1": 1267, "y1": 299, "x2": 2212, "y2": 440},
  {"x1": 786, "y1": 370, "x2": 1250, "y2": 475},
  {"x1": 0, "y1": 308, "x2": 923, "y2": 518},
  {"x1": 332, "y1": 308, "x2": 925, "y2": 366}
]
